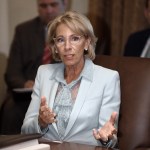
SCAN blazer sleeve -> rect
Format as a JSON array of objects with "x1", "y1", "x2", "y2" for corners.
[
  {"x1": 99, "y1": 71, "x2": 120, "y2": 126},
  {"x1": 98, "y1": 71, "x2": 120, "y2": 147},
  {"x1": 21, "y1": 66, "x2": 48, "y2": 134}
]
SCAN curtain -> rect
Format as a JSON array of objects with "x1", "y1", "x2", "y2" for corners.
[{"x1": 88, "y1": 0, "x2": 149, "y2": 55}]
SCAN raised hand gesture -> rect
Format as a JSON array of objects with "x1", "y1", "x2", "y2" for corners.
[
  {"x1": 93, "y1": 112, "x2": 118, "y2": 142},
  {"x1": 38, "y1": 96, "x2": 56, "y2": 128}
]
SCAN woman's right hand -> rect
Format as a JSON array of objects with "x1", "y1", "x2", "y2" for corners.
[{"x1": 38, "y1": 96, "x2": 56, "y2": 128}]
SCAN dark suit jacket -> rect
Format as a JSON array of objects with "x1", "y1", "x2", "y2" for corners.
[
  {"x1": 124, "y1": 28, "x2": 150, "y2": 57},
  {"x1": 5, "y1": 17, "x2": 46, "y2": 89}
]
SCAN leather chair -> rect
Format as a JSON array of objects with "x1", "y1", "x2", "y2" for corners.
[{"x1": 94, "y1": 55, "x2": 150, "y2": 150}]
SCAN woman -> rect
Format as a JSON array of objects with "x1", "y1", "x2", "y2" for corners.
[{"x1": 21, "y1": 11, "x2": 120, "y2": 148}]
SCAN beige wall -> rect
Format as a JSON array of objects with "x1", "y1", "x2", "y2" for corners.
[
  {"x1": 71, "y1": 0, "x2": 89, "y2": 15},
  {"x1": 9, "y1": 0, "x2": 38, "y2": 46},
  {"x1": 0, "y1": 0, "x2": 9, "y2": 106},
  {"x1": 0, "y1": 0, "x2": 89, "y2": 106}
]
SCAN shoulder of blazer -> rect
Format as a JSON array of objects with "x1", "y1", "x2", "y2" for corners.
[
  {"x1": 93, "y1": 64, "x2": 119, "y2": 78},
  {"x1": 37, "y1": 63, "x2": 63, "y2": 76}
]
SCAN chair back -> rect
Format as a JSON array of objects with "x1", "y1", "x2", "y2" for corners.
[{"x1": 94, "y1": 55, "x2": 150, "y2": 150}]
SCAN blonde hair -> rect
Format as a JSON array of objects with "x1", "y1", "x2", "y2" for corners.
[{"x1": 47, "y1": 11, "x2": 97, "y2": 61}]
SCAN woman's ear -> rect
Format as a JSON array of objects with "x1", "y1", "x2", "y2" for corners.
[
  {"x1": 54, "y1": 46, "x2": 58, "y2": 53},
  {"x1": 53, "y1": 44, "x2": 58, "y2": 52},
  {"x1": 85, "y1": 38, "x2": 91, "y2": 49}
]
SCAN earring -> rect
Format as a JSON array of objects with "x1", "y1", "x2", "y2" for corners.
[
  {"x1": 55, "y1": 50, "x2": 58, "y2": 53},
  {"x1": 84, "y1": 48, "x2": 88, "y2": 55}
]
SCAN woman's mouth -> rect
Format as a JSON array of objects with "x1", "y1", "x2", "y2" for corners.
[{"x1": 64, "y1": 54, "x2": 74, "y2": 59}]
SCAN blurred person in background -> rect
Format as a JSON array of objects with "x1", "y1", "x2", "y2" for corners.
[{"x1": 124, "y1": 0, "x2": 150, "y2": 57}]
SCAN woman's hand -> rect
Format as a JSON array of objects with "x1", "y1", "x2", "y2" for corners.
[
  {"x1": 38, "y1": 96, "x2": 56, "y2": 128},
  {"x1": 93, "y1": 112, "x2": 118, "y2": 142},
  {"x1": 24, "y1": 80, "x2": 34, "y2": 88}
]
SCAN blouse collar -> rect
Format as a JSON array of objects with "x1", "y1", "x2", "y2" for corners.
[{"x1": 51, "y1": 58, "x2": 94, "y2": 83}]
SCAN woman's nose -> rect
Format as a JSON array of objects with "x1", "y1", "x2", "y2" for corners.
[{"x1": 64, "y1": 38, "x2": 72, "y2": 50}]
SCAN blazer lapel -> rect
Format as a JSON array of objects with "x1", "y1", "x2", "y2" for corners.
[{"x1": 64, "y1": 78, "x2": 91, "y2": 137}]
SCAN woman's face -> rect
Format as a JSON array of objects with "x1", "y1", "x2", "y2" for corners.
[{"x1": 54, "y1": 23, "x2": 90, "y2": 67}]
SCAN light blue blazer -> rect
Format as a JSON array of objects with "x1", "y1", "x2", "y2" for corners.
[{"x1": 21, "y1": 59, "x2": 120, "y2": 147}]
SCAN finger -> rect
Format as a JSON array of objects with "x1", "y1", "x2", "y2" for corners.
[
  {"x1": 40, "y1": 105, "x2": 48, "y2": 112},
  {"x1": 49, "y1": 111, "x2": 56, "y2": 117},
  {"x1": 41, "y1": 96, "x2": 47, "y2": 106},
  {"x1": 108, "y1": 132, "x2": 114, "y2": 139},
  {"x1": 48, "y1": 117, "x2": 57, "y2": 123},
  {"x1": 93, "y1": 129, "x2": 101, "y2": 140},
  {"x1": 108, "y1": 125, "x2": 117, "y2": 135},
  {"x1": 109, "y1": 112, "x2": 117, "y2": 125},
  {"x1": 39, "y1": 97, "x2": 48, "y2": 113},
  {"x1": 53, "y1": 113, "x2": 56, "y2": 117},
  {"x1": 112, "y1": 128, "x2": 117, "y2": 134},
  {"x1": 108, "y1": 128, "x2": 118, "y2": 140},
  {"x1": 97, "y1": 129, "x2": 108, "y2": 142},
  {"x1": 43, "y1": 111, "x2": 49, "y2": 117},
  {"x1": 42, "y1": 113, "x2": 56, "y2": 124}
]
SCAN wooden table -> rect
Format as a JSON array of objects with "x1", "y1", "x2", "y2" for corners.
[{"x1": 39, "y1": 139, "x2": 114, "y2": 150}]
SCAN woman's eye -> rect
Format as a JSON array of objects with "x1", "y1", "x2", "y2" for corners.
[
  {"x1": 57, "y1": 38, "x2": 64, "y2": 43},
  {"x1": 72, "y1": 36, "x2": 80, "y2": 41}
]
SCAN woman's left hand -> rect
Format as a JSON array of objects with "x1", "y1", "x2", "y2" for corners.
[{"x1": 93, "y1": 112, "x2": 118, "y2": 142}]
